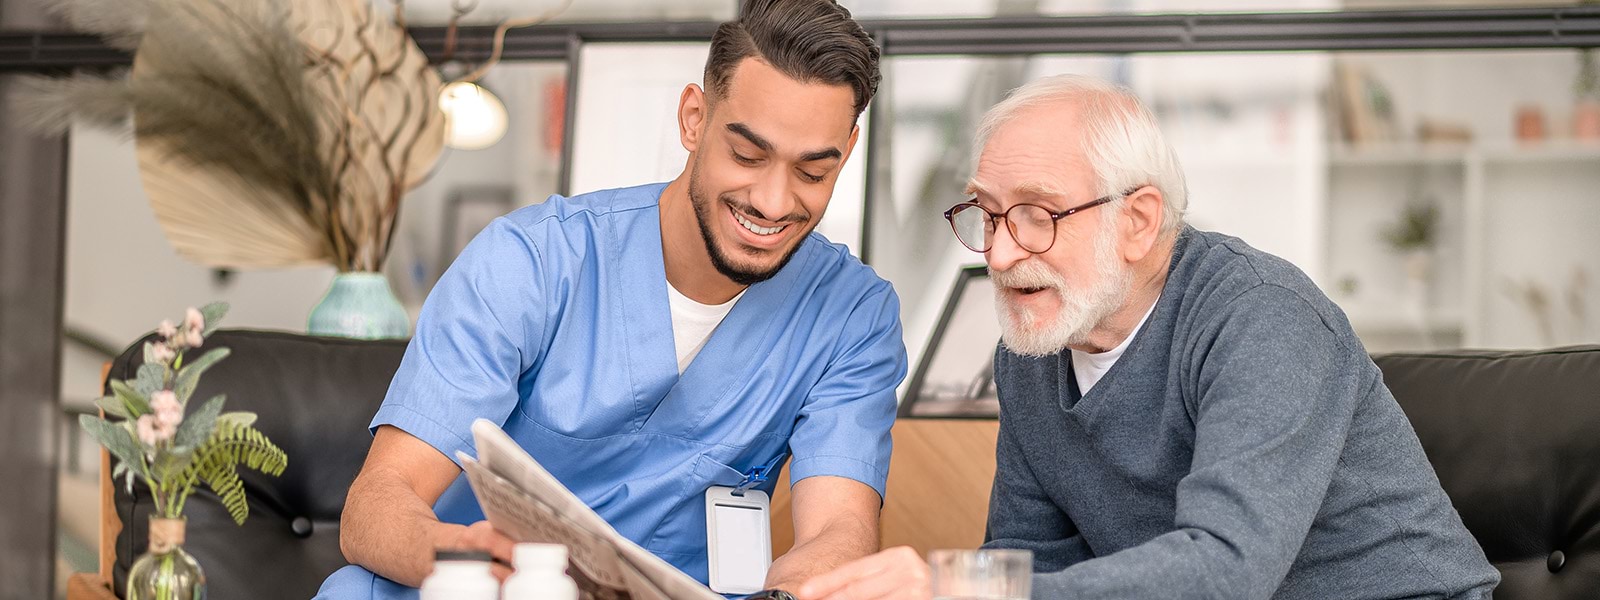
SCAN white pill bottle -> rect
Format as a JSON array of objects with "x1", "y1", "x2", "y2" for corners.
[
  {"x1": 502, "y1": 543, "x2": 578, "y2": 600},
  {"x1": 420, "y1": 550, "x2": 500, "y2": 600}
]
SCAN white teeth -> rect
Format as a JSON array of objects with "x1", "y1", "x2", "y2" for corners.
[{"x1": 734, "y1": 211, "x2": 786, "y2": 236}]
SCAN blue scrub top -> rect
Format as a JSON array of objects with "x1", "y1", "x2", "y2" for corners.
[{"x1": 317, "y1": 183, "x2": 906, "y2": 599}]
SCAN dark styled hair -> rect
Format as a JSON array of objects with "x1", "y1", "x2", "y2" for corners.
[{"x1": 704, "y1": 0, "x2": 881, "y2": 117}]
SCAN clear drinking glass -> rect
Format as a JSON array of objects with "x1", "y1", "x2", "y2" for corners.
[{"x1": 928, "y1": 549, "x2": 1031, "y2": 600}]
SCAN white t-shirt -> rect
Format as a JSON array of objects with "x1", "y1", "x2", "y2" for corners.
[
  {"x1": 667, "y1": 283, "x2": 745, "y2": 373},
  {"x1": 1070, "y1": 299, "x2": 1159, "y2": 395}
]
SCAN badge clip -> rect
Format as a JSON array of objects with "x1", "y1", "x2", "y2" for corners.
[{"x1": 732, "y1": 454, "x2": 785, "y2": 496}]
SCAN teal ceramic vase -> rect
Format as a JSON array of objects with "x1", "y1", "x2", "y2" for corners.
[{"x1": 307, "y1": 272, "x2": 409, "y2": 339}]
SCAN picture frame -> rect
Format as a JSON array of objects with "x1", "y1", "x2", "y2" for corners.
[
  {"x1": 899, "y1": 264, "x2": 1001, "y2": 419},
  {"x1": 437, "y1": 185, "x2": 516, "y2": 278}
]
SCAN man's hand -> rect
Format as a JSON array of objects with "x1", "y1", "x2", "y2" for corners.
[
  {"x1": 341, "y1": 426, "x2": 501, "y2": 587},
  {"x1": 794, "y1": 546, "x2": 930, "y2": 600},
  {"x1": 437, "y1": 520, "x2": 518, "y2": 581},
  {"x1": 764, "y1": 476, "x2": 883, "y2": 591}
]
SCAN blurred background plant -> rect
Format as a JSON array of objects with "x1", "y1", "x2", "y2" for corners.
[{"x1": 1381, "y1": 201, "x2": 1440, "y2": 254}]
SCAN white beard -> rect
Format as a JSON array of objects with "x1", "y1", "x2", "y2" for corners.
[{"x1": 991, "y1": 223, "x2": 1132, "y2": 357}]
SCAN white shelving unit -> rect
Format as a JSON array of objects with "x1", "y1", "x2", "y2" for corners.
[
  {"x1": 1324, "y1": 140, "x2": 1600, "y2": 351},
  {"x1": 1311, "y1": 47, "x2": 1600, "y2": 352}
]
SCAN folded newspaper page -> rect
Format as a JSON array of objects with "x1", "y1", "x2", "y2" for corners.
[{"x1": 458, "y1": 418, "x2": 725, "y2": 600}]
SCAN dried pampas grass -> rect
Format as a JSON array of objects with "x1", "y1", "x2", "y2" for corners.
[
  {"x1": 45, "y1": 0, "x2": 153, "y2": 50},
  {"x1": 20, "y1": 0, "x2": 444, "y2": 272}
]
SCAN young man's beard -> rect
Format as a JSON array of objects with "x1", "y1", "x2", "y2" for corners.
[{"x1": 687, "y1": 159, "x2": 811, "y2": 286}]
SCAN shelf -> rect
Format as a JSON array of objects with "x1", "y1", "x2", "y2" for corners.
[
  {"x1": 1329, "y1": 141, "x2": 1600, "y2": 167},
  {"x1": 1172, "y1": 143, "x2": 1313, "y2": 170},
  {"x1": 1476, "y1": 140, "x2": 1600, "y2": 164},
  {"x1": 1344, "y1": 305, "x2": 1464, "y2": 334},
  {"x1": 1329, "y1": 143, "x2": 1468, "y2": 167},
  {"x1": 1181, "y1": 154, "x2": 1312, "y2": 170}
]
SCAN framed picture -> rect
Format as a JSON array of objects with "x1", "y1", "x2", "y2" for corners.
[
  {"x1": 900, "y1": 264, "x2": 1001, "y2": 419},
  {"x1": 438, "y1": 186, "x2": 516, "y2": 277}
]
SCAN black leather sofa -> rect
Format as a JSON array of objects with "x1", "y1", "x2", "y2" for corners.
[
  {"x1": 101, "y1": 331, "x2": 1599, "y2": 598},
  {"x1": 1372, "y1": 347, "x2": 1600, "y2": 598}
]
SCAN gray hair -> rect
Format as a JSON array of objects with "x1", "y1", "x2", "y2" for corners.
[{"x1": 974, "y1": 74, "x2": 1188, "y2": 236}]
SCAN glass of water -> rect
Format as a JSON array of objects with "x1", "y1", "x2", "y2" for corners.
[{"x1": 928, "y1": 549, "x2": 1032, "y2": 600}]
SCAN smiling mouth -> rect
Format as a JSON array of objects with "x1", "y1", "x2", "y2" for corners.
[
  {"x1": 1015, "y1": 286, "x2": 1047, "y2": 295},
  {"x1": 732, "y1": 208, "x2": 788, "y2": 236}
]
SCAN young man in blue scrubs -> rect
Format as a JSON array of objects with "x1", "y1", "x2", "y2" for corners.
[{"x1": 317, "y1": 1, "x2": 903, "y2": 598}]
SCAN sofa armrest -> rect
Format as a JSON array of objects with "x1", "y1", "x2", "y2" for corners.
[{"x1": 67, "y1": 573, "x2": 118, "y2": 600}]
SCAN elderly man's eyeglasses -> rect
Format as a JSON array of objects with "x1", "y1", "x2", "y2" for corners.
[{"x1": 943, "y1": 189, "x2": 1133, "y2": 254}]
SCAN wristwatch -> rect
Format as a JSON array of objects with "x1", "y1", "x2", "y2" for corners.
[{"x1": 740, "y1": 590, "x2": 797, "y2": 600}]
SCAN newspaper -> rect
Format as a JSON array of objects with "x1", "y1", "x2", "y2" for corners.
[{"x1": 457, "y1": 419, "x2": 725, "y2": 600}]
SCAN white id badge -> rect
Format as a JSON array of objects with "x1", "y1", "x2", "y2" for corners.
[{"x1": 705, "y1": 485, "x2": 773, "y2": 595}]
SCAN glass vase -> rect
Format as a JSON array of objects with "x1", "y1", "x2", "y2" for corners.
[{"x1": 127, "y1": 517, "x2": 206, "y2": 600}]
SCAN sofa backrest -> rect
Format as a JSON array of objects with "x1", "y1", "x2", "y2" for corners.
[
  {"x1": 1375, "y1": 346, "x2": 1600, "y2": 598},
  {"x1": 773, "y1": 346, "x2": 1600, "y2": 598},
  {"x1": 105, "y1": 333, "x2": 1600, "y2": 598}
]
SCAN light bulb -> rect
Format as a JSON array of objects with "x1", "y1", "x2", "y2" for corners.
[{"x1": 439, "y1": 81, "x2": 508, "y2": 151}]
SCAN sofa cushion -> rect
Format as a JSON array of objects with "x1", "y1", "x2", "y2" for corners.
[{"x1": 1376, "y1": 346, "x2": 1600, "y2": 599}]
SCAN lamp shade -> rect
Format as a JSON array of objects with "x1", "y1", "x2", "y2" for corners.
[{"x1": 440, "y1": 81, "x2": 509, "y2": 150}]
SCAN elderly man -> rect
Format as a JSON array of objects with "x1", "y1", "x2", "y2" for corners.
[{"x1": 796, "y1": 75, "x2": 1499, "y2": 600}]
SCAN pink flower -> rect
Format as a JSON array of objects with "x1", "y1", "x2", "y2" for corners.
[
  {"x1": 183, "y1": 308, "x2": 205, "y2": 347},
  {"x1": 184, "y1": 307, "x2": 204, "y2": 334},
  {"x1": 150, "y1": 390, "x2": 183, "y2": 428},
  {"x1": 157, "y1": 320, "x2": 178, "y2": 340},
  {"x1": 150, "y1": 342, "x2": 175, "y2": 364},
  {"x1": 136, "y1": 415, "x2": 162, "y2": 446},
  {"x1": 138, "y1": 412, "x2": 178, "y2": 446}
]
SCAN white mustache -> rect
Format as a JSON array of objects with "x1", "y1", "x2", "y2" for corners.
[{"x1": 991, "y1": 260, "x2": 1064, "y2": 291}]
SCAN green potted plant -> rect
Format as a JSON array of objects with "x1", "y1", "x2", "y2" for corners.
[
  {"x1": 1382, "y1": 202, "x2": 1440, "y2": 281},
  {"x1": 1381, "y1": 201, "x2": 1441, "y2": 342},
  {"x1": 79, "y1": 303, "x2": 287, "y2": 600}
]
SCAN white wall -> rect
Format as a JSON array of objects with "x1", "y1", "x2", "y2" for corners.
[{"x1": 385, "y1": 63, "x2": 566, "y2": 312}]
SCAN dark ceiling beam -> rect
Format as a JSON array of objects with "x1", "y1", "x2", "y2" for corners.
[
  {"x1": 873, "y1": 7, "x2": 1600, "y2": 54},
  {"x1": 3, "y1": 6, "x2": 1600, "y2": 73}
]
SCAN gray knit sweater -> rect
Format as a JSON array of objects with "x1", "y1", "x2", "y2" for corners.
[{"x1": 982, "y1": 227, "x2": 1500, "y2": 599}]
